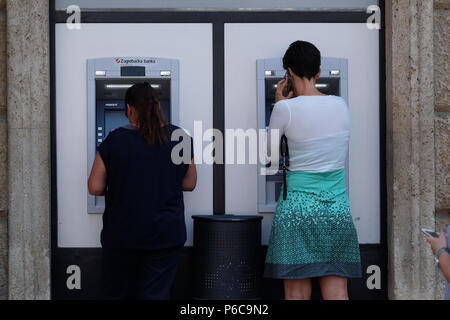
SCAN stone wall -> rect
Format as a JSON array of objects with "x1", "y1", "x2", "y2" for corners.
[
  {"x1": 386, "y1": 0, "x2": 437, "y2": 300},
  {"x1": 385, "y1": 0, "x2": 450, "y2": 300},
  {"x1": 435, "y1": 1, "x2": 450, "y2": 212},
  {"x1": 434, "y1": 0, "x2": 450, "y2": 300},
  {"x1": 0, "y1": 0, "x2": 8, "y2": 301},
  {"x1": 6, "y1": 0, "x2": 50, "y2": 300}
]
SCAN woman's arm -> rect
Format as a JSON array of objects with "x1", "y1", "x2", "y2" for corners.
[
  {"x1": 182, "y1": 160, "x2": 197, "y2": 192},
  {"x1": 88, "y1": 152, "x2": 107, "y2": 196},
  {"x1": 426, "y1": 232, "x2": 450, "y2": 282},
  {"x1": 439, "y1": 251, "x2": 450, "y2": 282}
]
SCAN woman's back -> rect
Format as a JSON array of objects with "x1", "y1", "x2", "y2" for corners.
[
  {"x1": 98, "y1": 124, "x2": 191, "y2": 250},
  {"x1": 269, "y1": 95, "x2": 350, "y2": 172}
]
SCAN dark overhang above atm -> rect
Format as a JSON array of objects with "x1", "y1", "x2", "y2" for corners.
[{"x1": 55, "y1": 0, "x2": 378, "y2": 12}]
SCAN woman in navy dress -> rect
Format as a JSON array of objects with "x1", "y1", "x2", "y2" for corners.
[{"x1": 88, "y1": 82, "x2": 196, "y2": 300}]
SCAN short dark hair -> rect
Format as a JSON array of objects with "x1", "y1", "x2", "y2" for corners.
[{"x1": 283, "y1": 41, "x2": 321, "y2": 80}]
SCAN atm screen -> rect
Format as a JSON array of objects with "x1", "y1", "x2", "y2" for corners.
[
  {"x1": 264, "y1": 77, "x2": 341, "y2": 127},
  {"x1": 104, "y1": 110, "x2": 128, "y2": 136},
  {"x1": 257, "y1": 57, "x2": 348, "y2": 213},
  {"x1": 264, "y1": 76, "x2": 342, "y2": 202},
  {"x1": 95, "y1": 79, "x2": 171, "y2": 146}
]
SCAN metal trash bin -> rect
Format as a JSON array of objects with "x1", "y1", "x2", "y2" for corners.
[{"x1": 192, "y1": 215, "x2": 263, "y2": 300}]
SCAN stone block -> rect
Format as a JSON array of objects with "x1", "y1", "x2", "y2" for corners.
[
  {"x1": 434, "y1": 9, "x2": 450, "y2": 107},
  {"x1": 0, "y1": 217, "x2": 7, "y2": 300},
  {"x1": 7, "y1": 127, "x2": 50, "y2": 300},
  {"x1": 435, "y1": 115, "x2": 450, "y2": 209},
  {"x1": 6, "y1": 0, "x2": 49, "y2": 130}
]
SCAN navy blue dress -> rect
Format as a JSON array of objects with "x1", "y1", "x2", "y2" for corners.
[{"x1": 97, "y1": 124, "x2": 193, "y2": 300}]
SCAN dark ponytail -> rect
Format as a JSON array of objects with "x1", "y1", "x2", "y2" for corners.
[{"x1": 124, "y1": 82, "x2": 169, "y2": 145}]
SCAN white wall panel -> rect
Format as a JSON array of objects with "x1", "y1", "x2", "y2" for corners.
[
  {"x1": 224, "y1": 23, "x2": 380, "y2": 244},
  {"x1": 56, "y1": 23, "x2": 213, "y2": 247}
]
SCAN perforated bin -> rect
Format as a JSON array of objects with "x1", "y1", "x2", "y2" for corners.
[{"x1": 192, "y1": 215, "x2": 264, "y2": 300}]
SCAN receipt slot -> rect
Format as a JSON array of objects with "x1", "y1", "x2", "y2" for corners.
[
  {"x1": 87, "y1": 57, "x2": 180, "y2": 213},
  {"x1": 256, "y1": 57, "x2": 349, "y2": 213}
]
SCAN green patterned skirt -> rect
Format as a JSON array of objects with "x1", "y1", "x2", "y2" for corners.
[{"x1": 264, "y1": 169, "x2": 362, "y2": 279}]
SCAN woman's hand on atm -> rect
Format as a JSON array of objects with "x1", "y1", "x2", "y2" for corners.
[{"x1": 275, "y1": 79, "x2": 294, "y2": 103}]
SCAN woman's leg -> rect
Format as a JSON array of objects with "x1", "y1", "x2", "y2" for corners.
[
  {"x1": 283, "y1": 279, "x2": 312, "y2": 300},
  {"x1": 135, "y1": 246, "x2": 183, "y2": 300},
  {"x1": 100, "y1": 248, "x2": 139, "y2": 300},
  {"x1": 319, "y1": 276, "x2": 349, "y2": 300}
]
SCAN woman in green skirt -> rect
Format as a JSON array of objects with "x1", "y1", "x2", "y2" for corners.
[{"x1": 264, "y1": 41, "x2": 362, "y2": 300}]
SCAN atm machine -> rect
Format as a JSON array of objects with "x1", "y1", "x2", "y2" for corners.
[
  {"x1": 256, "y1": 57, "x2": 348, "y2": 213},
  {"x1": 86, "y1": 57, "x2": 180, "y2": 213}
]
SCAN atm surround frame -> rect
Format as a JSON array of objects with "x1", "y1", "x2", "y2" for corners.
[
  {"x1": 86, "y1": 57, "x2": 180, "y2": 214},
  {"x1": 50, "y1": 1, "x2": 387, "y2": 300},
  {"x1": 256, "y1": 57, "x2": 349, "y2": 213}
]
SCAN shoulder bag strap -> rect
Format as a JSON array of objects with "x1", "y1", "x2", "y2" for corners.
[{"x1": 280, "y1": 135, "x2": 289, "y2": 201}]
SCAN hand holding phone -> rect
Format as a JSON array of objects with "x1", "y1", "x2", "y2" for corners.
[
  {"x1": 275, "y1": 72, "x2": 294, "y2": 103},
  {"x1": 422, "y1": 228, "x2": 439, "y2": 238},
  {"x1": 283, "y1": 71, "x2": 293, "y2": 96}
]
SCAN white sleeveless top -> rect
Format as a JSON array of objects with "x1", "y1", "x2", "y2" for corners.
[{"x1": 268, "y1": 95, "x2": 350, "y2": 173}]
